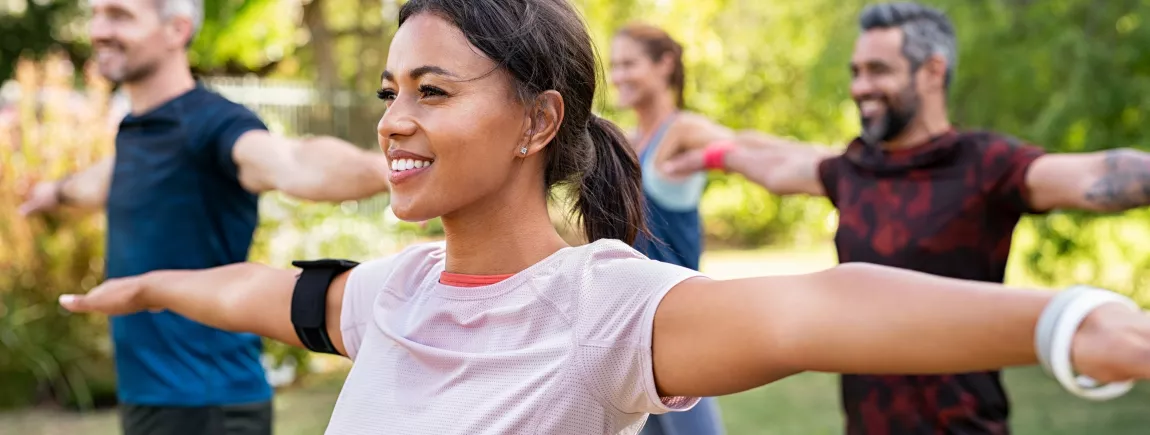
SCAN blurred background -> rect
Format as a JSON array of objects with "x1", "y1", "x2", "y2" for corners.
[{"x1": 2, "y1": 0, "x2": 1149, "y2": 433}]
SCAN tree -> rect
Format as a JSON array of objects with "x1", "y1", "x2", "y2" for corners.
[{"x1": 0, "y1": 0, "x2": 87, "y2": 83}]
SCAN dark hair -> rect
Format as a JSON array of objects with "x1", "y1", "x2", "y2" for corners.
[
  {"x1": 859, "y1": 2, "x2": 956, "y2": 89},
  {"x1": 398, "y1": 0, "x2": 647, "y2": 244},
  {"x1": 615, "y1": 23, "x2": 687, "y2": 108}
]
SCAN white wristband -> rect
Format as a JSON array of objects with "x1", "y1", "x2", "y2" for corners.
[
  {"x1": 1048, "y1": 289, "x2": 1139, "y2": 401},
  {"x1": 1035, "y1": 286, "x2": 1092, "y2": 376}
]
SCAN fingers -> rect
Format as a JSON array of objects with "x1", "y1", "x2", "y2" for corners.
[
  {"x1": 1106, "y1": 309, "x2": 1150, "y2": 381},
  {"x1": 18, "y1": 199, "x2": 47, "y2": 216},
  {"x1": 18, "y1": 183, "x2": 55, "y2": 216},
  {"x1": 59, "y1": 292, "x2": 130, "y2": 315},
  {"x1": 58, "y1": 280, "x2": 146, "y2": 316},
  {"x1": 58, "y1": 294, "x2": 90, "y2": 312},
  {"x1": 1084, "y1": 307, "x2": 1150, "y2": 383}
]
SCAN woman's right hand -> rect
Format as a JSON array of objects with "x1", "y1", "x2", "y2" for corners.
[
  {"x1": 60, "y1": 262, "x2": 350, "y2": 355},
  {"x1": 1071, "y1": 303, "x2": 1150, "y2": 384}
]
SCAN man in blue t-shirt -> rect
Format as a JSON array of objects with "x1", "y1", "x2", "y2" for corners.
[{"x1": 19, "y1": 1, "x2": 390, "y2": 434}]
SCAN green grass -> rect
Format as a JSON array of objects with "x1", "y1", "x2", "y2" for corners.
[
  {"x1": 703, "y1": 244, "x2": 1150, "y2": 434},
  {"x1": 716, "y1": 368, "x2": 1150, "y2": 435},
  {"x1": 2, "y1": 245, "x2": 1148, "y2": 434},
  {"x1": 7, "y1": 367, "x2": 1146, "y2": 435}
]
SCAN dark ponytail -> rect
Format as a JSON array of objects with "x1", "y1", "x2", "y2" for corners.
[
  {"x1": 579, "y1": 115, "x2": 647, "y2": 244},
  {"x1": 399, "y1": 0, "x2": 649, "y2": 244}
]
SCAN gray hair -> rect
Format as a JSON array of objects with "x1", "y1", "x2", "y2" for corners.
[
  {"x1": 859, "y1": 2, "x2": 956, "y2": 88},
  {"x1": 156, "y1": 0, "x2": 203, "y2": 47}
]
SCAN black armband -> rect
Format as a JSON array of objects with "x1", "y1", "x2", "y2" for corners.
[{"x1": 291, "y1": 259, "x2": 360, "y2": 355}]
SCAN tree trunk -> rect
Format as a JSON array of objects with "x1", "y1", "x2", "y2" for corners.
[{"x1": 303, "y1": 0, "x2": 338, "y2": 90}]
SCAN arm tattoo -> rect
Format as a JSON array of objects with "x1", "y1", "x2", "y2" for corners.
[{"x1": 1083, "y1": 149, "x2": 1150, "y2": 211}]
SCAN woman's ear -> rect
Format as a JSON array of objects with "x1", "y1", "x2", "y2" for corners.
[{"x1": 517, "y1": 90, "x2": 564, "y2": 157}]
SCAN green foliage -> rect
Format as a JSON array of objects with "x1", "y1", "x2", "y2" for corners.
[
  {"x1": 579, "y1": 0, "x2": 854, "y2": 246},
  {"x1": 0, "y1": 55, "x2": 117, "y2": 410},
  {"x1": 578, "y1": 0, "x2": 1150, "y2": 305},
  {"x1": 699, "y1": 174, "x2": 837, "y2": 248},
  {"x1": 6, "y1": 0, "x2": 1150, "y2": 411},
  {"x1": 246, "y1": 191, "x2": 423, "y2": 381},
  {"x1": 190, "y1": 0, "x2": 299, "y2": 73},
  {"x1": 924, "y1": 0, "x2": 1150, "y2": 302},
  {"x1": 0, "y1": 1, "x2": 88, "y2": 83},
  {"x1": 0, "y1": 0, "x2": 302, "y2": 81}
]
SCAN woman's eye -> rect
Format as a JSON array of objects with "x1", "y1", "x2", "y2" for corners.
[
  {"x1": 376, "y1": 86, "x2": 448, "y2": 103},
  {"x1": 376, "y1": 88, "x2": 396, "y2": 101},
  {"x1": 420, "y1": 85, "x2": 448, "y2": 98}
]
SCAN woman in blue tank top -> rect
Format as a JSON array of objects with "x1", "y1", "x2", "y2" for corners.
[{"x1": 610, "y1": 23, "x2": 734, "y2": 435}]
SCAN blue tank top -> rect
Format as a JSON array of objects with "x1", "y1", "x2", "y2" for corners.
[{"x1": 631, "y1": 117, "x2": 706, "y2": 271}]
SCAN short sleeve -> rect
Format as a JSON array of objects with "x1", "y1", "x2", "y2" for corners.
[
  {"x1": 209, "y1": 104, "x2": 267, "y2": 178},
  {"x1": 573, "y1": 243, "x2": 705, "y2": 416},
  {"x1": 817, "y1": 155, "x2": 844, "y2": 206},
  {"x1": 339, "y1": 256, "x2": 399, "y2": 360},
  {"x1": 982, "y1": 135, "x2": 1047, "y2": 215}
]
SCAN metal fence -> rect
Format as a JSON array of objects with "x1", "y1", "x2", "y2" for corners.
[
  {"x1": 203, "y1": 76, "x2": 383, "y2": 151},
  {"x1": 203, "y1": 76, "x2": 393, "y2": 215}
]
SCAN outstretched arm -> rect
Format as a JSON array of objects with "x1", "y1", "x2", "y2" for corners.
[
  {"x1": 650, "y1": 113, "x2": 735, "y2": 165},
  {"x1": 1026, "y1": 149, "x2": 1150, "y2": 213},
  {"x1": 233, "y1": 131, "x2": 390, "y2": 202},
  {"x1": 651, "y1": 263, "x2": 1150, "y2": 398},
  {"x1": 661, "y1": 131, "x2": 837, "y2": 196},
  {"x1": 59, "y1": 262, "x2": 353, "y2": 356},
  {"x1": 19, "y1": 157, "x2": 115, "y2": 215}
]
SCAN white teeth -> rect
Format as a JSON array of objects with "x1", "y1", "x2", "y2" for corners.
[
  {"x1": 390, "y1": 158, "x2": 433, "y2": 172},
  {"x1": 860, "y1": 100, "x2": 883, "y2": 116}
]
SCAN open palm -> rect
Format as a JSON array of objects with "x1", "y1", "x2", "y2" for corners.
[{"x1": 60, "y1": 277, "x2": 155, "y2": 316}]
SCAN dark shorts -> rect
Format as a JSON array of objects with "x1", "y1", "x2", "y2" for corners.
[{"x1": 120, "y1": 401, "x2": 273, "y2": 435}]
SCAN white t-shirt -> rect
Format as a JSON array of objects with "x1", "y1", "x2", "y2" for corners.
[{"x1": 325, "y1": 239, "x2": 704, "y2": 434}]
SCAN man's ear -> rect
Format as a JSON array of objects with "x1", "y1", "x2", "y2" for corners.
[
  {"x1": 164, "y1": 15, "x2": 195, "y2": 49},
  {"x1": 920, "y1": 54, "x2": 948, "y2": 92}
]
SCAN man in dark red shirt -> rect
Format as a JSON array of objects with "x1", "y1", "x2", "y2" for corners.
[{"x1": 664, "y1": 2, "x2": 1150, "y2": 434}]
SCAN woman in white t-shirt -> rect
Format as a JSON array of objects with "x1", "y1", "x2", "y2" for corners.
[{"x1": 61, "y1": 0, "x2": 1150, "y2": 434}]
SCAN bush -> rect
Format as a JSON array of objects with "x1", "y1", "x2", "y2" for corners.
[
  {"x1": 1008, "y1": 212, "x2": 1150, "y2": 308},
  {"x1": 0, "y1": 56, "x2": 422, "y2": 403},
  {"x1": 699, "y1": 174, "x2": 836, "y2": 248},
  {"x1": 247, "y1": 191, "x2": 413, "y2": 384},
  {"x1": 0, "y1": 54, "x2": 118, "y2": 410}
]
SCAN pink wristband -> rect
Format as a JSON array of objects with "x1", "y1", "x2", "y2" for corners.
[{"x1": 703, "y1": 141, "x2": 735, "y2": 170}]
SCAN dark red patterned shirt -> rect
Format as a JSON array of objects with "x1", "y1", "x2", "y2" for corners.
[{"x1": 817, "y1": 130, "x2": 1047, "y2": 435}]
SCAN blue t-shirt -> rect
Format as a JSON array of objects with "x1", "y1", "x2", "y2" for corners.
[
  {"x1": 105, "y1": 83, "x2": 270, "y2": 406},
  {"x1": 631, "y1": 117, "x2": 705, "y2": 271}
]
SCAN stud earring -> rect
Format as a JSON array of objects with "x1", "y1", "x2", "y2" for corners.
[{"x1": 520, "y1": 146, "x2": 528, "y2": 155}]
